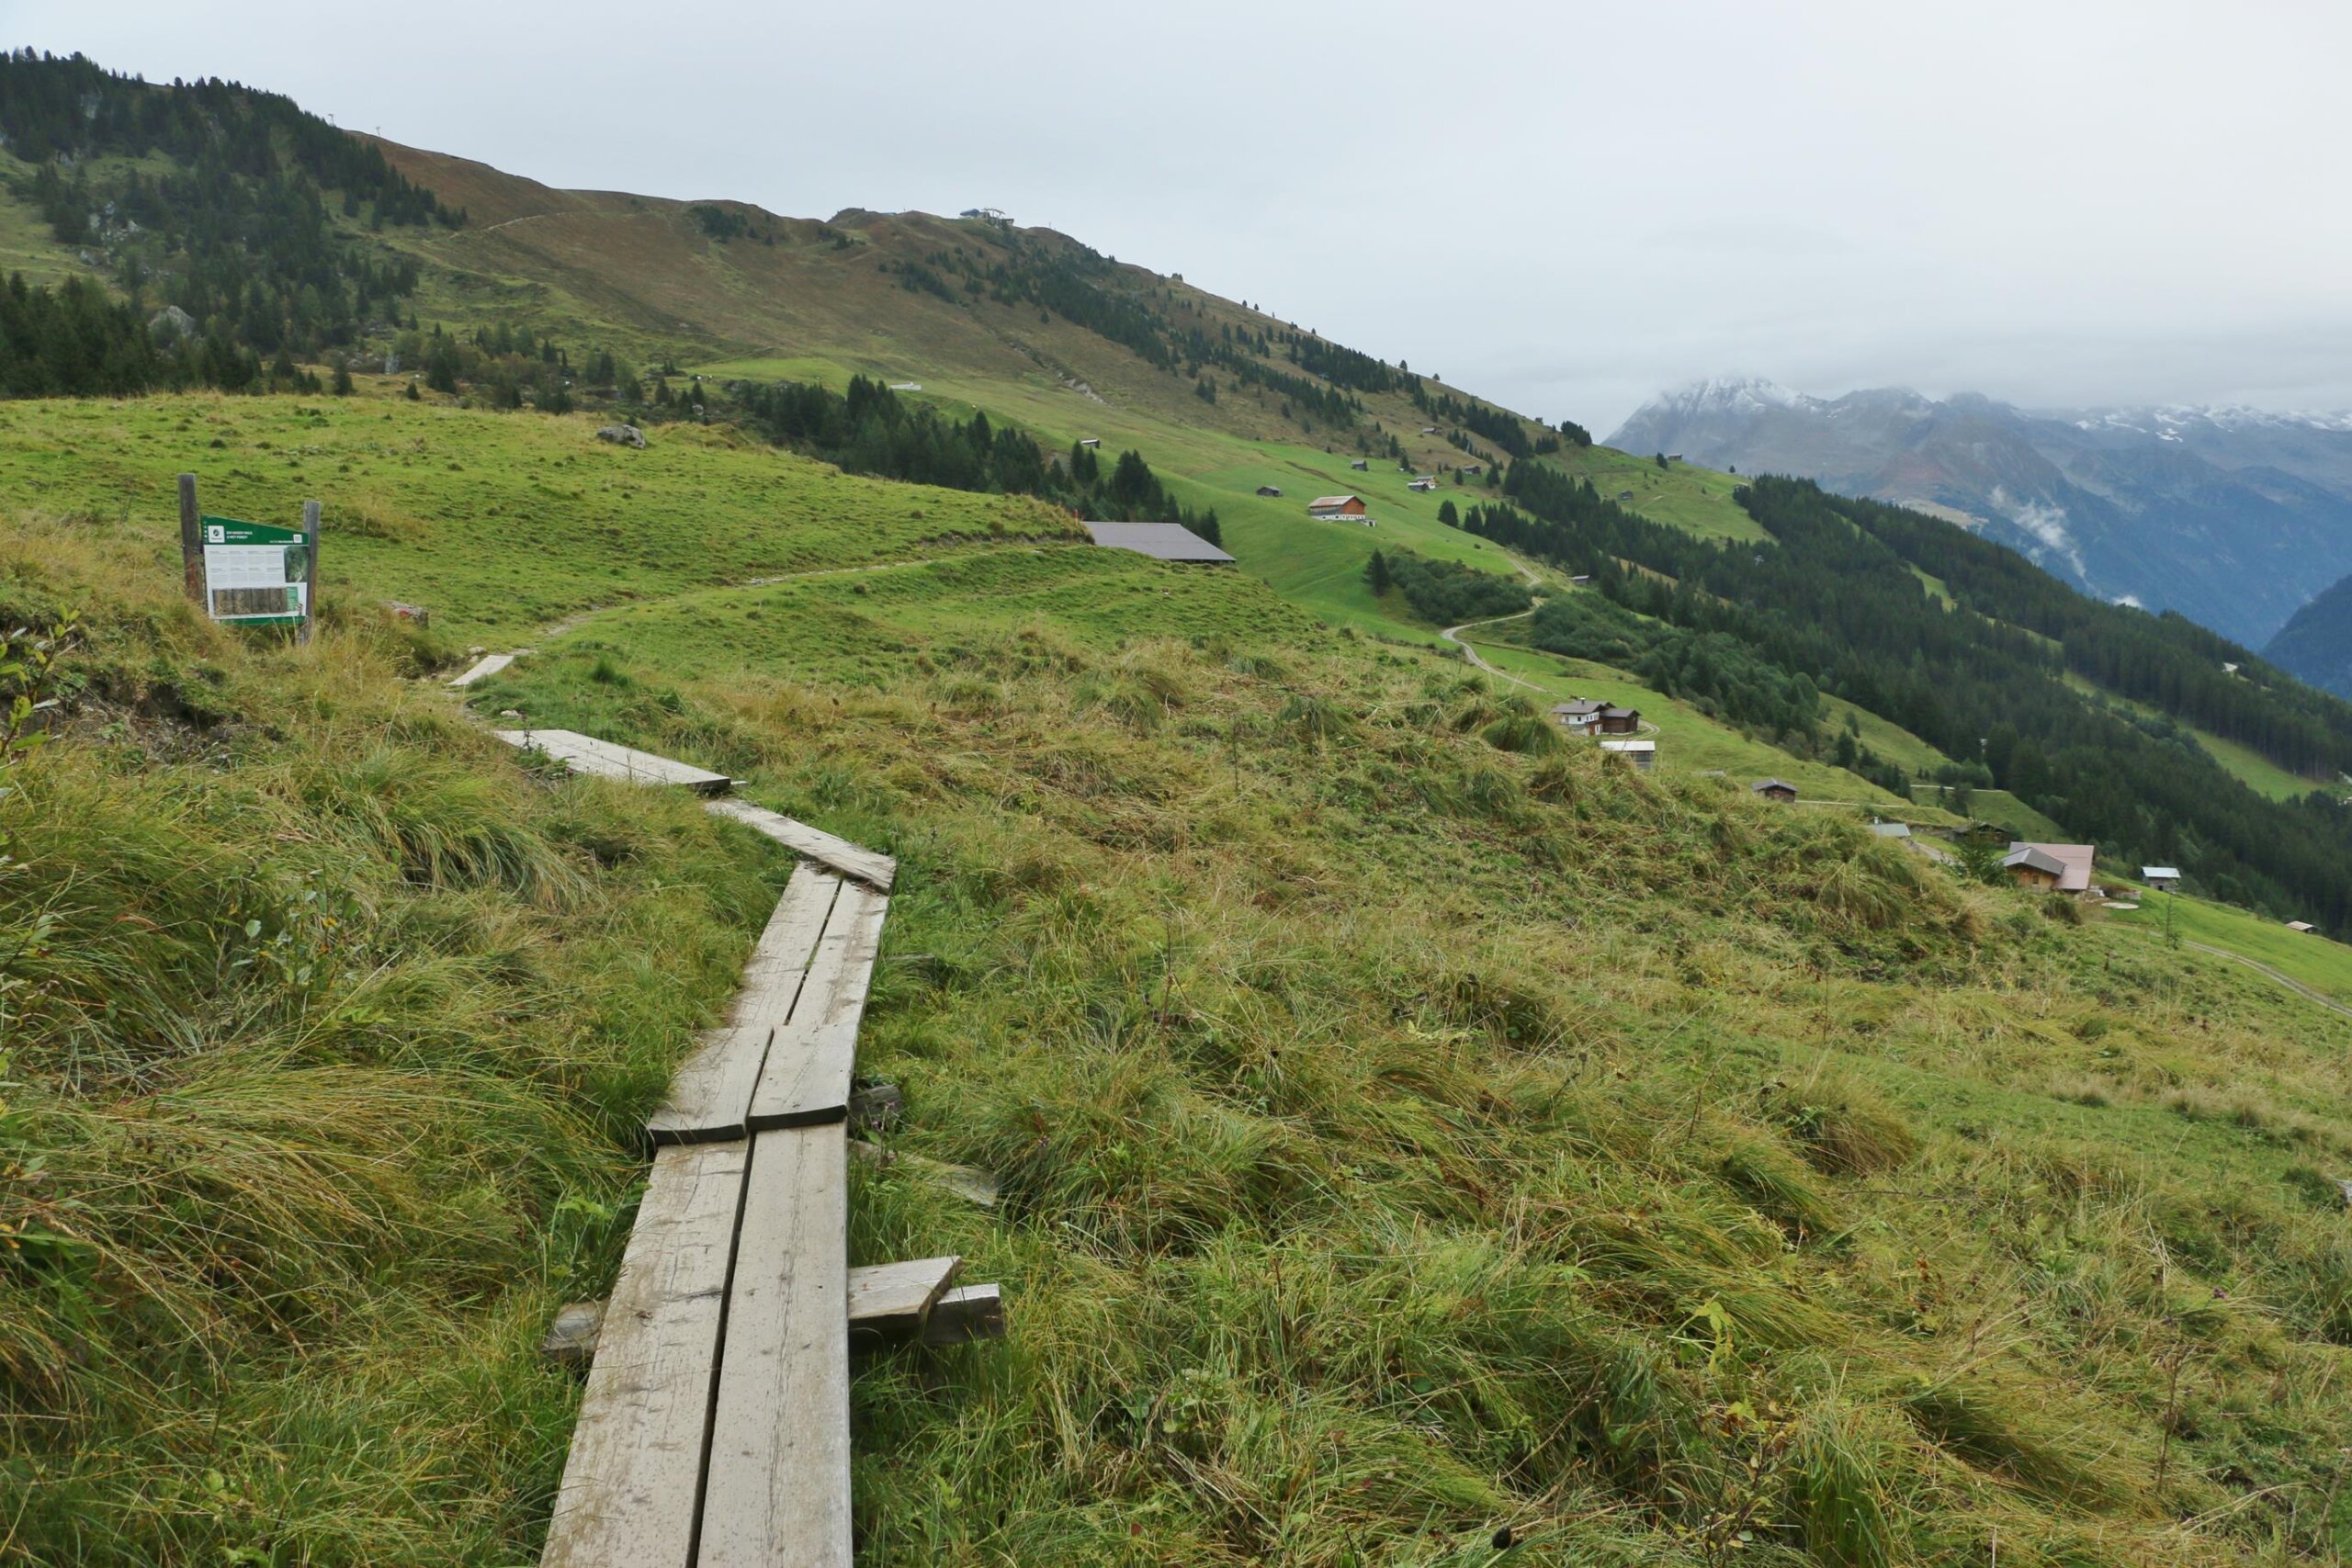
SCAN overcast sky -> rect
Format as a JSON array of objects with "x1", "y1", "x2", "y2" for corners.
[{"x1": 14, "y1": 0, "x2": 2352, "y2": 434}]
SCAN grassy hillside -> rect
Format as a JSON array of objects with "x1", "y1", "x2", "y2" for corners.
[
  {"x1": 0, "y1": 395, "x2": 1076, "y2": 642},
  {"x1": 0, "y1": 516, "x2": 784, "y2": 1561},
  {"x1": 469, "y1": 524, "x2": 2352, "y2": 1567},
  {"x1": 10, "y1": 395, "x2": 2352, "y2": 1562},
  {"x1": 2108, "y1": 893, "x2": 2352, "y2": 1001}
]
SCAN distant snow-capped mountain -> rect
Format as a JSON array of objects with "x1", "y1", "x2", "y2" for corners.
[{"x1": 1608, "y1": 380, "x2": 2352, "y2": 649}]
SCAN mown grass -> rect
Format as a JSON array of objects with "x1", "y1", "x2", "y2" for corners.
[
  {"x1": 463, "y1": 546, "x2": 2352, "y2": 1565},
  {"x1": 0, "y1": 396, "x2": 1077, "y2": 643},
  {"x1": 0, "y1": 521, "x2": 781, "y2": 1562},
  {"x1": 2106, "y1": 892, "x2": 2352, "y2": 1002}
]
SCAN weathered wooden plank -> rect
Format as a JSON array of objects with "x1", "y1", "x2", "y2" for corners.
[
  {"x1": 747, "y1": 885, "x2": 889, "y2": 1131},
  {"x1": 699, "y1": 1123, "x2": 852, "y2": 1568},
  {"x1": 845, "y1": 1256, "x2": 961, "y2": 1347},
  {"x1": 542, "y1": 1141, "x2": 748, "y2": 1568},
  {"x1": 922, "y1": 1283, "x2": 1007, "y2": 1348},
  {"x1": 728, "y1": 868, "x2": 842, "y2": 1036},
  {"x1": 495, "y1": 728, "x2": 734, "y2": 794},
  {"x1": 704, "y1": 798, "x2": 896, "y2": 890},
  {"x1": 645, "y1": 1026, "x2": 770, "y2": 1147},
  {"x1": 529, "y1": 1258, "x2": 982, "y2": 1372},
  {"x1": 647, "y1": 869, "x2": 842, "y2": 1145},
  {"x1": 448, "y1": 651, "x2": 514, "y2": 687}
]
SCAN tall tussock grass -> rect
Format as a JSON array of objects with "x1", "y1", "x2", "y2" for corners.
[
  {"x1": 475, "y1": 621, "x2": 2352, "y2": 1566},
  {"x1": 15, "y1": 500, "x2": 2352, "y2": 1565},
  {"x1": 0, "y1": 542, "x2": 772, "y2": 1562}
]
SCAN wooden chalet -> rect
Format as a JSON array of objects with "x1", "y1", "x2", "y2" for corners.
[
  {"x1": 2003, "y1": 845, "x2": 2068, "y2": 890},
  {"x1": 2007, "y1": 841, "x2": 2096, "y2": 893}
]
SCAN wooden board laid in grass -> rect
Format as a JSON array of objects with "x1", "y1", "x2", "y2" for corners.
[
  {"x1": 540, "y1": 1140, "x2": 748, "y2": 1568},
  {"x1": 699, "y1": 1122, "x2": 852, "y2": 1568},
  {"x1": 648, "y1": 866, "x2": 842, "y2": 1145},
  {"x1": 447, "y1": 651, "x2": 515, "y2": 687},
  {"x1": 922, "y1": 1284, "x2": 1007, "y2": 1348},
  {"x1": 495, "y1": 728, "x2": 734, "y2": 794},
  {"x1": 749, "y1": 883, "x2": 889, "y2": 1131},
  {"x1": 704, "y1": 798, "x2": 896, "y2": 889},
  {"x1": 727, "y1": 866, "x2": 843, "y2": 1034},
  {"x1": 844, "y1": 1256, "x2": 961, "y2": 1348}
]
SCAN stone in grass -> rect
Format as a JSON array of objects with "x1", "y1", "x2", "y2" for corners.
[
  {"x1": 542, "y1": 1300, "x2": 605, "y2": 1371},
  {"x1": 594, "y1": 423, "x2": 647, "y2": 448},
  {"x1": 850, "y1": 1080, "x2": 904, "y2": 1137}
]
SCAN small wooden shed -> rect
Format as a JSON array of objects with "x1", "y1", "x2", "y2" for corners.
[
  {"x1": 1751, "y1": 778, "x2": 1798, "y2": 802},
  {"x1": 2003, "y1": 845, "x2": 2066, "y2": 889}
]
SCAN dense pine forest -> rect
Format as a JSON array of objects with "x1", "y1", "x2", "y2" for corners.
[
  {"x1": 0, "y1": 51, "x2": 453, "y2": 395},
  {"x1": 732, "y1": 375, "x2": 1220, "y2": 536}
]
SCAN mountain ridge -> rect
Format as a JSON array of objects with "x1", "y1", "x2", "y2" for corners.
[{"x1": 1611, "y1": 378, "x2": 2352, "y2": 646}]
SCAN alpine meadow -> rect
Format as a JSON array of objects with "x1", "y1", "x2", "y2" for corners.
[{"x1": 6, "y1": 46, "x2": 2352, "y2": 1568}]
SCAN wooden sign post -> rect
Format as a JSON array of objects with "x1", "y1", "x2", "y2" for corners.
[
  {"x1": 300, "y1": 499, "x2": 321, "y2": 645},
  {"x1": 178, "y1": 476, "x2": 321, "y2": 636},
  {"x1": 177, "y1": 472, "x2": 202, "y2": 604}
]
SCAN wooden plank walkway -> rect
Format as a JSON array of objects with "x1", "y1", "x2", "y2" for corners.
[
  {"x1": 698, "y1": 1122, "x2": 852, "y2": 1568},
  {"x1": 541, "y1": 1141, "x2": 747, "y2": 1568},
  {"x1": 448, "y1": 651, "x2": 516, "y2": 687},
  {"x1": 488, "y1": 726, "x2": 894, "y2": 889},
  {"x1": 529, "y1": 729, "x2": 995, "y2": 1568},
  {"x1": 705, "y1": 799, "x2": 896, "y2": 890},
  {"x1": 495, "y1": 728, "x2": 735, "y2": 794},
  {"x1": 647, "y1": 867, "x2": 842, "y2": 1145},
  {"x1": 749, "y1": 883, "x2": 888, "y2": 1131}
]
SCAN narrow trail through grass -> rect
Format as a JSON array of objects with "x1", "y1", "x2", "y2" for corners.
[{"x1": 2182, "y1": 939, "x2": 2352, "y2": 1020}]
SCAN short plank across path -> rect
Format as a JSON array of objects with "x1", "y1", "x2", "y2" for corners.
[
  {"x1": 518, "y1": 728, "x2": 960, "y2": 1568},
  {"x1": 448, "y1": 651, "x2": 517, "y2": 688},
  {"x1": 489, "y1": 730, "x2": 897, "y2": 890},
  {"x1": 496, "y1": 728, "x2": 735, "y2": 795}
]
